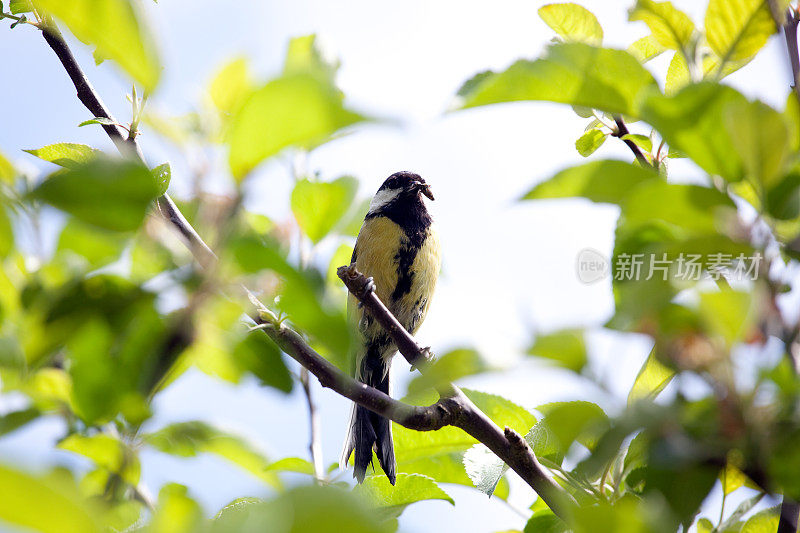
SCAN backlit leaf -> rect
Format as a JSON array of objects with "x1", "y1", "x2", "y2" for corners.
[
  {"x1": 24, "y1": 143, "x2": 100, "y2": 169},
  {"x1": 538, "y1": 3, "x2": 603, "y2": 45}
]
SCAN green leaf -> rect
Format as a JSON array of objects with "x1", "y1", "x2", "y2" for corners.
[
  {"x1": 627, "y1": 348, "x2": 674, "y2": 405},
  {"x1": 641, "y1": 83, "x2": 748, "y2": 182},
  {"x1": 538, "y1": 3, "x2": 603, "y2": 45},
  {"x1": 463, "y1": 443, "x2": 507, "y2": 496},
  {"x1": 725, "y1": 98, "x2": 791, "y2": 187},
  {"x1": 523, "y1": 160, "x2": 659, "y2": 205},
  {"x1": 57, "y1": 217, "x2": 128, "y2": 268},
  {"x1": 78, "y1": 117, "x2": 118, "y2": 128},
  {"x1": 705, "y1": 0, "x2": 774, "y2": 68},
  {"x1": 0, "y1": 465, "x2": 102, "y2": 533},
  {"x1": 232, "y1": 332, "x2": 293, "y2": 393},
  {"x1": 30, "y1": 158, "x2": 158, "y2": 232},
  {"x1": 214, "y1": 485, "x2": 390, "y2": 533},
  {"x1": 627, "y1": 34, "x2": 666, "y2": 63},
  {"x1": 0, "y1": 407, "x2": 39, "y2": 437},
  {"x1": 291, "y1": 176, "x2": 358, "y2": 243},
  {"x1": 228, "y1": 73, "x2": 366, "y2": 180},
  {"x1": 528, "y1": 328, "x2": 587, "y2": 372},
  {"x1": 59, "y1": 433, "x2": 140, "y2": 485},
  {"x1": 720, "y1": 461, "x2": 747, "y2": 495},
  {"x1": 327, "y1": 243, "x2": 354, "y2": 286},
  {"x1": 264, "y1": 457, "x2": 315, "y2": 475},
  {"x1": 355, "y1": 473, "x2": 453, "y2": 520},
  {"x1": 35, "y1": 0, "x2": 160, "y2": 90},
  {"x1": 283, "y1": 34, "x2": 339, "y2": 82},
  {"x1": 209, "y1": 57, "x2": 254, "y2": 115},
  {"x1": 575, "y1": 128, "x2": 607, "y2": 157},
  {"x1": 458, "y1": 42, "x2": 659, "y2": 117},
  {"x1": 629, "y1": 0, "x2": 696, "y2": 54},
  {"x1": 530, "y1": 401, "x2": 609, "y2": 463},
  {"x1": 152, "y1": 163, "x2": 170, "y2": 196},
  {"x1": 0, "y1": 151, "x2": 15, "y2": 184},
  {"x1": 24, "y1": 143, "x2": 100, "y2": 169},
  {"x1": 524, "y1": 509, "x2": 568, "y2": 533},
  {"x1": 149, "y1": 484, "x2": 204, "y2": 533},
  {"x1": 620, "y1": 133, "x2": 653, "y2": 154},
  {"x1": 0, "y1": 205, "x2": 13, "y2": 258},
  {"x1": 393, "y1": 389, "x2": 535, "y2": 492},
  {"x1": 407, "y1": 348, "x2": 490, "y2": 395},
  {"x1": 144, "y1": 421, "x2": 283, "y2": 489},
  {"x1": 665, "y1": 51, "x2": 691, "y2": 95},
  {"x1": 698, "y1": 289, "x2": 757, "y2": 347},
  {"x1": 10, "y1": 0, "x2": 33, "y2": 13}
]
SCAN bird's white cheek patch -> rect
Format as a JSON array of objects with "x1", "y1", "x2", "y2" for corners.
[{"x1": 368, "y1": 188, "x2": 401, "y2": 214}]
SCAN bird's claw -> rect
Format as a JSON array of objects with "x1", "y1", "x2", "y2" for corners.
[
  {"x1": 410, "y1": 346, "x2": 435, "y2": 372},
  {"x1": 357, "y1": 276, "x2": 376, "y2": 309}
]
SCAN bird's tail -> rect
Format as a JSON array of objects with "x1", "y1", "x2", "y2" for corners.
[{"x1": 340, "y1": 358, "x2": 396, "y2": 485}]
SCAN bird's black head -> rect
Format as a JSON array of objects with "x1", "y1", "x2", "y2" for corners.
[{"x1": 369, "y1": 171, "x2": 434, "y2": 216}]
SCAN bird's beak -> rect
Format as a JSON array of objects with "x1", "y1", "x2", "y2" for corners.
[{"x1": 417, "y1": 183, "x2": 434, "y2": 201}]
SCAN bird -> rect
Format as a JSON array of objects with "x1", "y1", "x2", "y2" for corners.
[{"x1": 340, "y1": 171, "x2": 441, "y2": 485}]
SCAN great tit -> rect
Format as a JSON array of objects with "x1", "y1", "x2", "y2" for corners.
[{"x1": 340, "y1": 171, "x2": 441, "y2": 485}]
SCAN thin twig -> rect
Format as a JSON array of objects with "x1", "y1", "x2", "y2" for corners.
[
  {"x1": 36, "y1": 20, "x2": 578, "y2": 522},
  {"x1": 611, "y1": 116, "x2": 651, "y2": 168},
  {"x1": 300, "y1": 367, "x2": 325, "y2": 483},
  {"x1": 780, "y1": 7, "x2": 800, "y2": 107}
]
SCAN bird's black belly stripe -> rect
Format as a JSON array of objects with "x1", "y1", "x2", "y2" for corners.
[{"x1": 391, "y1": 239, "x2": 419, "y2": 302}]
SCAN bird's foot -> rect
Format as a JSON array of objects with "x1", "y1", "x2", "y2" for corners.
[{"x1": 410, "y1": 346, "x2": 435, "y2": 372}]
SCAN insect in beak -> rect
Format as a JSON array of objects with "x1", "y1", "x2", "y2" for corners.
[{"x1": 416, "y1": 182, "x2": 434, "y2": 201}]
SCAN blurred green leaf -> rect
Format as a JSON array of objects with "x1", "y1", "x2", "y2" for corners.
[
  {"x1": 327, "y1": 243, "x2": 354, "y2": 286},
  {"x1": 665, "y1": 52, "x2": 690, "y2": 95},
  {"x1": 393, "y1": 389, "x2": 534, "y2": 494},
  {"x1": 523, "y1": 160, "x2": 658, "y2": 204},
  {"x1": 765, "y1": 168, "x2": 800, "y2": 220},
  {"x1": 462, "y1": 443, "x2": 506, "y2": 496},
  {"x1": 725, "y1": 98, "x2": 790, "y2": 188},
  {"x1": 0, "y1": 465, "x2": 102, "y2": 533},
  {"x1": 0, "y1": 151, "x2": 15, "y2": 184},
  {"x1": 538, "y1": 3, "x2": 603, "y2": 45},
  {"x1": 531, "y1": 401, "x2": 609, "y2": 464},
  {"x1": 147, "y1": 484, "x2": 204, "y2": 533},
  {"x1": 10, "y1": 0, "x2": 32, "y2": 12},
  {"x1": 0, "y1": 407, "x2": 39, "y2": 437},
  {"x1": 640, "y1": 83, "x2": 785, "y2": 184},
  {"x1": 575, "y1": 128, "x2": 607, "y2": 157},
  {"x1": 209, "y1": 57, "x2": 254, "y2": 116},
  {"x1": 78, "y1": 117, "x2": 118, "y2": 128},
  {"x1": 36, "y1": 0, "x2": 160, "y2": 90},
  {"x1": 720, "y1": 461, "x2": 747, "y2": 495},
  {"x1": 24, "y1": 143, "x2": 100, "y2": 169},
  {"x1": 0, "y1": 205, "x2": 12, "y2": 258},
  {"x1": 524, "y1": 509, "x2": 568, "y2": 533},
  {"x1": 705, "y1": 0, "x2": 774, "y2": 68},
  {"x1": 31, "y1": 158, "x2": 158, "y2": 232},
  {"x1": 152, "y1": 162, "x2": 170, "y2": 195},
  {"x1": 214, "y1": 485, "x2": 390, "y2": 533},
  {"x1": 228, "y1": 74, "x2": 366, "y2": 180},
  {"x1": 698, "y1": 289, "x2": 758, "y2": 347},
  {"x1": 283, "y1": 34, "x2": 339, "y2": 83},
  {"x1": 458, "y1": 42, "x2": 659, "y2": 117},
  {"x1": 629, "y1": 0, "x2": 695, "y2": 55},
  {"x1": 407, "y1": 348, "x2": 490, "y2": 395},
  {"x1": 627, "y1": 34, "x2": 666, "y2": 63},
  {"x1": 628, "y1": 349, "x2": 674, "y2": 405},
  {"x1": 264, "y1": 457, "x2": 315, "y2": 475},
  {"x1": 145, "y1": 421, "x2": 283, "y2": 489},
  {"x1": 57, "y1": 217, "x2": 127, "y2": 268},
  {"x1": 59, "y1": 433, "x2": 140, "y2": 485},
  {"x1": 232, "y1": 332, "x2": 293, "y2": 393},
  {"x1": 528, "y1": 328, "x2": 587, "y2": 372},
  {"x1": 621, "y1": 133, "x2": 653, "y2": 154},
  {"x1": 291, "y1": 176, "x2": 358, "y2": 243},
  {"x1": 356, "y1": 473, "x2": 453, "y2": 520}
]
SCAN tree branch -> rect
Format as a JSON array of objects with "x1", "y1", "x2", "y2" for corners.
[
  {"x1": 336, "y1": 264, "x2": 576, "y2": 519},
  {"x1": 299, "y1": 367, "x2": 325, "y2": 482},
  {"x1": 611, "y1": 116, "x2": 650, "y2": 168},
  {"x1": 36, "y1": 20, "x2": 577, "y2": 522},
  {"x1": 779, "y1": 6, "x2": 800, "y2": 107}
]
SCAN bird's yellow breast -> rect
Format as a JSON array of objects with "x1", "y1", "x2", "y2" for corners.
[{"x1": 349, "y1": 215, "x2": 441, "y2": 343}]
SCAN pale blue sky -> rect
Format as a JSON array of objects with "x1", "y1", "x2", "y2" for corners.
[{"x1": 0, "y1": 1, "x2": 794, "y2": 531}]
